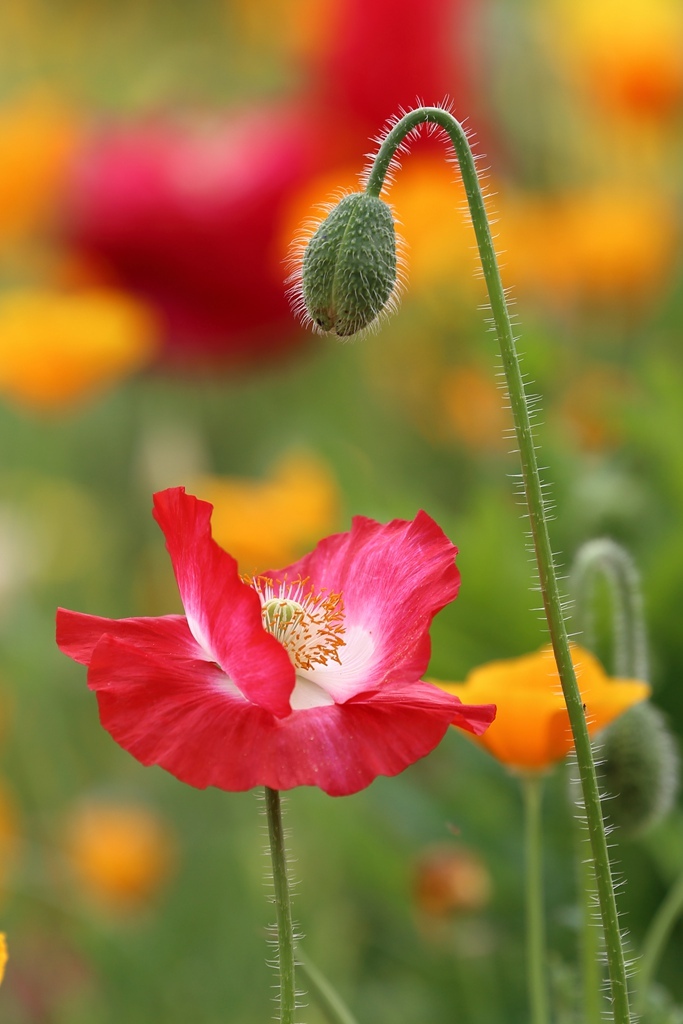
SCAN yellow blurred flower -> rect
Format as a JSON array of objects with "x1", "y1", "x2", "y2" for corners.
[
  {"x1": 547, "y1": 0, "x2": 683, "y2": 121},
  {"x1": 0, "y1": 933, "x2": 7, "y2": 985},
  {"x1": 64, "y1": 799, "x2": 176, "y2": 912},
  {"x1": 435, "y1": 645, "x2": 650, "y2": 774},
  {"x1": 191, "y1": 451, "x2": 340, "y2": 574},
  {"x1": 0, "y1": 88, "x2": 82, "y2": 247},
  {"x1": 0, "y1": 288, "x2": 160, "y2": 409}
]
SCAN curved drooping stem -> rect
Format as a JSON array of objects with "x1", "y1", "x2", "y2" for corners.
[
  {"x1": 571, "y1": 537, "x2": 649, "y2": 681},
  {"x1": 365, "y1": 106, "x2": 631, "y2": 1024}
]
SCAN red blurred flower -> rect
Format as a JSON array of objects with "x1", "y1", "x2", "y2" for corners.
[
  {"x1": 64, "y1": 104, "x2": 322, "y2": 363},
  {"x1": 310, "y1": 0, "x2": 481, "y2": 155},
  {"x1": 413, "y1": 844, "x2": 491, "y2": 917},
  {"x1": 56, "y1": 488, "x2": 494, "y2": 796}
]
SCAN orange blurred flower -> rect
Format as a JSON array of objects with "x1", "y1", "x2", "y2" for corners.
[
  {"x1": 0, "y1": 288, "x2": 160, "y2": 409},
  {"x1": 0, "y1": 933, "x2": 6, "y2": 985},
  {"x1": 385, "y1": 156, "x2": 482, "y2": 304},
  {"x1": 191, "y1": 451, "x2": 340, "y2": 574},
  {"x1": 0, "y1": 89, "x2": 82, "y2": 247},
  {"x1": 435, "y1": 645, "x2": 650, "y2": 773},
  {"x1": 439, "y1": 365, "x2": 512, "y2": 453},
  {"x1": 286, "y1": 162, "x2": 677, "y2": 322},
  {"x1": 64, "y1": 799, "x2": 176, "y2": 912},
  {"x1": 0, "y1": 779, "x2": 20, "y2": 900},
  {"x1": 498, "y1": 187, "x2": 678, "y2": 312},
  {"x1": 555, "y1": 366, "x2": 632, "y2": 453},
  {"x1": 414, "y1": 844, "x2": 491, "y2": 918}
]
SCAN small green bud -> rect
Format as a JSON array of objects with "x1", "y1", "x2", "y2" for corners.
[
  {"x1": 599, "y1": 702, "x2": 679, "y2": 838},
  {"x1": 296, "y1": 192, "x2": 399, "y2": 338}
]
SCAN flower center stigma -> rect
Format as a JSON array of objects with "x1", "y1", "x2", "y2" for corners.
[{"x1": 249, "y1": 576, "x2": 345, "y2": 671}]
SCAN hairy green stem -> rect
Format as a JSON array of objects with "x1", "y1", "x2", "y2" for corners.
[
  {"x1": 264, "y1": 786, "x2": 297, "y2": 1024},
  {"x1": 577, "y1": 826, "x2": 605, "y2": 1024},
  {"x1": 569, "y1": 540, "x2": 649, "y2": 1021},
  {"x1": 365, "y1": 106, "x2": 631, "y2": 1024},
  {"x1": 523, "y1": 775, "x2": 549, "y2": 1024}
]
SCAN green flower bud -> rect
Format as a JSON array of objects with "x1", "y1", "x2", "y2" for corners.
[
  {"x1": 294, "y1": 192, "x2": 399, "y2": 338},
  {"x1": 598, "y1": 702, "x2": 679, "y2": 838}
]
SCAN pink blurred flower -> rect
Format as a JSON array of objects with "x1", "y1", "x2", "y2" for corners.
[
  {"x1": 64, "y1": 104, "x2": 323, "y2": 363},
  {"x1": 57, "y1": 488, "x2": 494, "y2": 797}
]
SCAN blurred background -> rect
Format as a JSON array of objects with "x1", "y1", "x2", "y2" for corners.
[{"x1": 0, "y1": 0, "x2": 682, "y2": 1021}]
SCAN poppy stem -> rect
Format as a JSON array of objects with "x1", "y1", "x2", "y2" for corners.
[
  {"x1": 365, "y1": 106, "x2": 631, "y2": 1024},
  {"x1": 576, "y1": 815, "x2": 605, "y2": 1024},
  {"x1": 522, "y1": 775, "x2": 549, "y2": 1024},
  {"x1": 264, "y1": 786, "x2": 297, "y2": 1024}
]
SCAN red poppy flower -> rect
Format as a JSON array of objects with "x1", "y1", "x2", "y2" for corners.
[{"x1": 56, "y1": 488, "x2": 494, "y2": 796}]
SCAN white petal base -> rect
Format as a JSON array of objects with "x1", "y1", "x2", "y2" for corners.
[{"x1": 289, "y1": 676, "x2": 336, "y2": 711}]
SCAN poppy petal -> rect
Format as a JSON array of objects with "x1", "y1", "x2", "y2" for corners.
[
  {"x1": 437, "y1": 644, "x2": 650, "y2": 773},
  {"x1": 268, "y1": 511, "x2": 459, "y2": 702},
  {"x1": 56, "y1": 608, "x2": 198, "y2": 665},
  {"x1": 88, "y1": 635, "x2": 494, "y2": 796},
  {"x1": 152, "y1": 487, "x2": 295, "y2": 717}
]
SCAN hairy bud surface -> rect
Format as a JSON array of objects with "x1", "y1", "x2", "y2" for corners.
[
  {"x1": 299, "y1": 192, "x2": 398, "y2": 338},
  {"x1": 600, "y1": 702, "x2": 679, "y2": 838}
]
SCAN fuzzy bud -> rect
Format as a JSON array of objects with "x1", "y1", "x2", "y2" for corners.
[
  {"x1": 599, "y1": 702, "x2": 679, "y2": 838},
  {"x1": 298, "y1": 193, "x2": 398, "y2": 338}
]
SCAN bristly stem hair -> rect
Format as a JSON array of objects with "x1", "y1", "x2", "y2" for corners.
[
  {"x1": 364, "y1": 105, "x2": 631, "y2": 1024},
  {"x1": 265, "y1": 786, "x2": 297, "y2": 1024}
]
